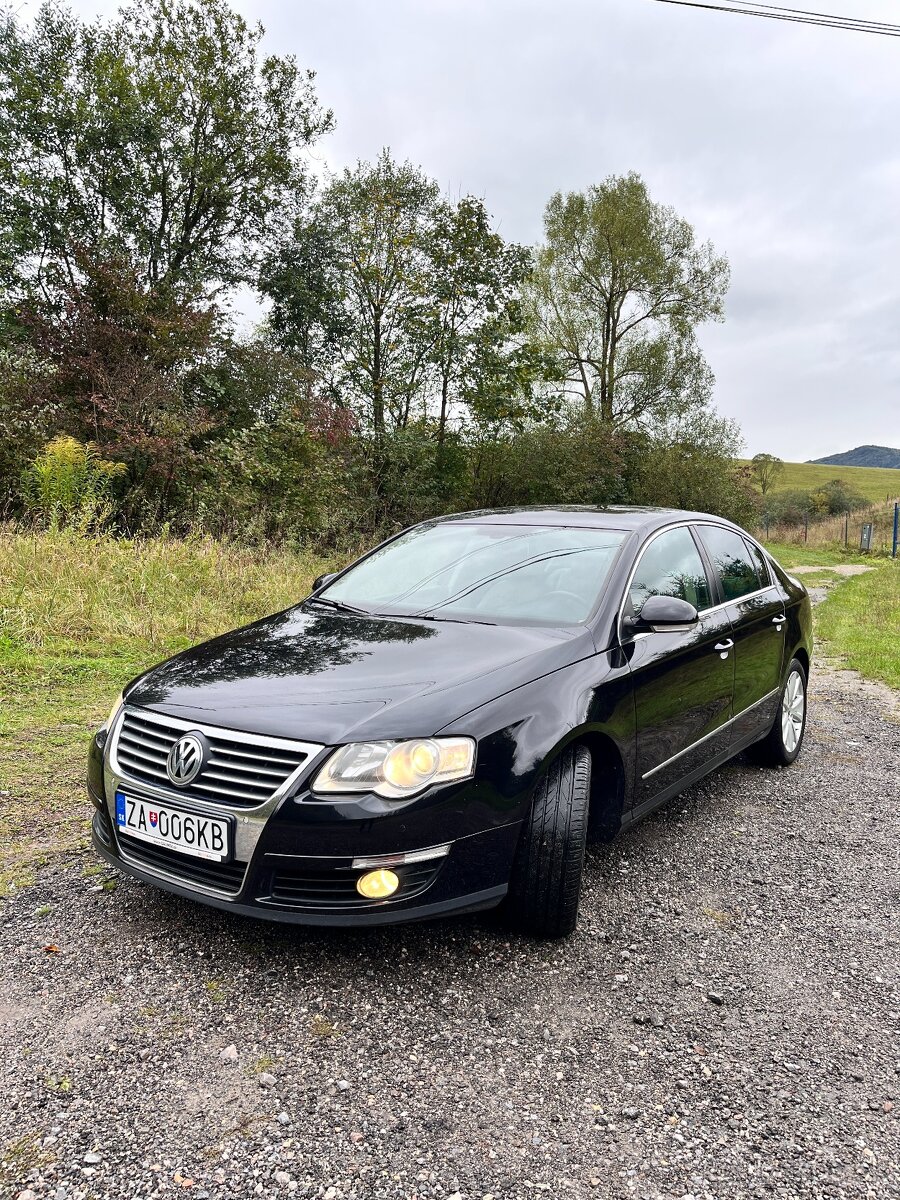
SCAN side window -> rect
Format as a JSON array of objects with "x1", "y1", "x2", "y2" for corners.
[
  {"x1": 697, "y1": 526, "x2": 761, "y2": 602},
  {"x1": 743, "y1": 538, "x2": 772, "y2": 590},
  {"x1": 629, "y1": 527, "x2": 712, "y2": 615}
]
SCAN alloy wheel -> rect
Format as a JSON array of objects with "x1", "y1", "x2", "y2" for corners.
[{"x1": 781, "y1": 670, "x2": 805, "y2": 753}]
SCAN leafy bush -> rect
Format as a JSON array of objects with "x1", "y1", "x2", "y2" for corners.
[
  {"x1": 809, "y1": 478, "x2": 869, "y2": 516},
  {"x1": 21, "y1": 437, "x2": 125, "y2": 532}
]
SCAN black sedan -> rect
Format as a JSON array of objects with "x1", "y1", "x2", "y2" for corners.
[{"x1": 88, "y1": 507, "x2": 812, "y2": 938}]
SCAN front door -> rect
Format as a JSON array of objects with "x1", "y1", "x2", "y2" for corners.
[
  {"x1": 695, "y1": 524, "x2": 786, "y2": 742},
  {"x1": 623, "y1": 526, "x2": 735, "y2": 808}
]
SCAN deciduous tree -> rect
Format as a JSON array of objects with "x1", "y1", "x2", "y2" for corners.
[
  {"x1": 525, "y1": 173, "x2": 729, "y2": 429},
  {"x1": 0, "y1": 0, "x2": 332, "y2": 300},
  {"x1": 750, "y1": 452, "x2": 784, "y2": 494}
]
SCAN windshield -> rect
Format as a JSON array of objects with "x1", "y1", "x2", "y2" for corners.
[{"x1": 319, "y1": 522, "x2": 626, "y2": 625}]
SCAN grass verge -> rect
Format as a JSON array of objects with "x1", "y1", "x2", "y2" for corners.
[
  {"x1": 0, "y1": 527, "x2": 336, "y2": 895},
  {"x1": 813, "y1": 559, "x2": 900, "y2": 691},
  {"x1": 764, "y1": 542, "x2": 875, "y2": 569}
]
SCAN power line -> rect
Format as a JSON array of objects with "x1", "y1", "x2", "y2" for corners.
[
  {"x1": 717, "y1": 0, "x2": 900, "y2": 29},
  {"x1": 652, "y1": 0, "x2": 900, "y2": 37}
]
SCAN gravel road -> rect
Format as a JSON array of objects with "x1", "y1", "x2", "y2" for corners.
[{"x1": 2, "y1": 662, "x2": 898, "y2": 1200}]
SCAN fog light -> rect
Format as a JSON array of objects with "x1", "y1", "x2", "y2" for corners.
[{"x1": 356, "y1": 868, "x2": 400, "y2": 899}]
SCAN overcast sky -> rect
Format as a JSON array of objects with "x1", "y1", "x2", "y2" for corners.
[{"x1": 69, "y1": 0, "x2": 900, "y2": 461}]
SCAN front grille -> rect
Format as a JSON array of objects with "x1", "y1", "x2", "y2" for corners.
[
  {"x1": 113, "y1": 708, "x2": 318, "y2": 809},
  {"x1": 117, "y1": 833, "x2": 246, "y2": 894},
  {"x1": 264, "y1": 861, "x2": 443, "y2": 910}
]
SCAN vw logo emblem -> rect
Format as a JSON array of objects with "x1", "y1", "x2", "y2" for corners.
[{"x1": 166, "y1": 733, "x2": 206, "y2": 786}]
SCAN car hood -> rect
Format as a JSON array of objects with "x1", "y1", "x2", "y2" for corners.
[{"x1": 125, "y1": 605, "x2": 596, "y2": 744}]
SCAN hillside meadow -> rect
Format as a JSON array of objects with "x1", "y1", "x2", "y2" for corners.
[{"x1": 744, "y1": 458, "x2": 900, "y2": 503}]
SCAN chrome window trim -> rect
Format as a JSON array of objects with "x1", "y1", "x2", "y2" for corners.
[
  {"x1": 641, "y1": 685, "x2": 780, "y2": 780},
  {"x1": 693, "y1": 521, "x2": 774, "y2": 602},
  {"x1": 617, "y1": 519, "x2": 780, "y2": 643},
  {"x1": 103, "y1": 706, "x2": 328, "y2": 895},
  {"x1": 617, "y1": 520, "x2": 715, "y2": 641}
]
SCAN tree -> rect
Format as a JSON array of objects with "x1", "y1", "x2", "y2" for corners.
[
  {"x1": 424, "y1": 196, "x2": 533, "y2": 447},
  {"x1": 0, "y1": 0, "x2": 332, "y2": 300},
  {"x1": 263, "y1": 152, "x2": 541, "y2": 443},
  {"x1": 264, "y1": 151, "x2": 439, "y2": 436},
  {"x1": 750, "y1": 452, "x2": 784, "y2": 494},
  {"x1": 16, "y1": 252, "x2": 219, "y2": 524},
  {"x1": 525, "y1": 173, "x2": 729, "y2": 428}
]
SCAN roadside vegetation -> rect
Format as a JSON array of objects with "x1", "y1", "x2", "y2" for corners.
[
  {"x1": 1, "y1": 0, "x2": 757, "y2": 550},
  {"x1": 767, "y1": 541, "x2": 899, "y2": 692},
  {"x1": 813, "y1": 559, "x2": 900, "y2": 691},
  {"x1": 0, "y1": 528, "x2": 333, "y2": 895}
]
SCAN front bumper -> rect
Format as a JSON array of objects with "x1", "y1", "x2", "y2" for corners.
[{"x1": 88, "y1": 722, "x2": 522, "y2": 927}]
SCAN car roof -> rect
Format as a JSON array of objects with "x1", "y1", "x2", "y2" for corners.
[{"x1": 428, "y1": 505, "x2": 740, "y2": 535}]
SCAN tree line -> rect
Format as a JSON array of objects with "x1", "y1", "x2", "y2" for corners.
[{"x1": 0, "y1": 0, "x2": 757, "y2": 545}]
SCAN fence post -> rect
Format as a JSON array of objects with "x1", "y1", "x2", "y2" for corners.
[
  {"x1": 893, "y1": 502, "x2": 899, "y2": 559},
  {"x1": 804, "y1": 515, "x2": 808, "y2": 543},
  {"x1": 844, "y1": 511, "x2": 849, "y2": 547}
]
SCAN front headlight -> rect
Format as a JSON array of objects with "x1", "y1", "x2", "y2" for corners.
[{"x1": 311, "y1": 737, "x2": 476, "y2": 799}]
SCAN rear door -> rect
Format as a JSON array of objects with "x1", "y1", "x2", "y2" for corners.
[
  {"x1": 695, "y1": 524, "x2": 786, "y2": 743},
  {"x1": 622, "y1": 525, "x2": 735, "y2": 808}
]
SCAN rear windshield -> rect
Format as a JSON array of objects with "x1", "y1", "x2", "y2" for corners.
[{"x1": 321, "y1": 522, "x2": 626, "y2": 625}]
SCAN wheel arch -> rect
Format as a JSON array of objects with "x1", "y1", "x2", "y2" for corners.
[
  {"x1": 534, "y1": 727, "x2": 628, "y2": 843},
  {"x1": 791, "y1": 644, "x2": 810, "y2": 679}
]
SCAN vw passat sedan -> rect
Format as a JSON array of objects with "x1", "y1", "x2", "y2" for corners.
[{"x1": 89, "y1": 508, "x2": 812, "y2": 938}]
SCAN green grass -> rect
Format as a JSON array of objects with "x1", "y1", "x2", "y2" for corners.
[
  {"x1": 0, "y1": 527, "x2": 336, "y2": 894},
  {"x1": 814, "y1": 559, "x2": 900, "y2": 691},
  {"x1": 744, "y1": 459, "x2": 900, "y2": 502},
  {"x1": 764, "y1": 543, "x2": 874, "y2": 569}
]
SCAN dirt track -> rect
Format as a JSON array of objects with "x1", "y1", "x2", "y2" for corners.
[{"x1": 2, "y1": 653, "x2": 898, "y2": 1200}]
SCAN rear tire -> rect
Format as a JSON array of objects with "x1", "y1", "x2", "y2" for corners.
[
  {"x1": 748, "y1": 658, "x2": 808, "y2": 767},
  {"x1": 505, "y1": 744, "x2": 591, "y2": 939}
]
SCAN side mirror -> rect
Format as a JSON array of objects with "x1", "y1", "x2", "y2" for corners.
[
  {"x1": 312, "y1": 571, "x2": 338, "y2": 593},
  {"x1": 634, "y1": 594, "x2": 699, "y2": 632}
]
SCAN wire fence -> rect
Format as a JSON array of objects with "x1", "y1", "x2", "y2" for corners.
[{"x1": 759, "y1": 500, "x2": 900, "y2": 554}]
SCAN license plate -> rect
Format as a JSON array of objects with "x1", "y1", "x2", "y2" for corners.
[{"x1": 115, "y1": 792, "x2": 230, "y2": 862}]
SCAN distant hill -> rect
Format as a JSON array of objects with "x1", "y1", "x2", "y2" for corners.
[{"x1": 810, "y1": 445, "x2": 900, "y2": 469}]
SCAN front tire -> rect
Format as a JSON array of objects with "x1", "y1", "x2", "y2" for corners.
[
  {"x1": 749, "y1": 658, "x2": 808, "y2": 767},
  {"x1": 505, "y1": 744, "x2": 591, "y2": 939}
]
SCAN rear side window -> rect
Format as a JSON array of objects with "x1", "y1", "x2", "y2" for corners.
[
  {"x1": 629, "y1": 527, "x2": 712, "y2": 615},
  {"x1": 697, "y1": 525, "x2": 761, "y2": 602},
  {"x1": 743, "y1": 538, "x2": 771, "y2": 590}
]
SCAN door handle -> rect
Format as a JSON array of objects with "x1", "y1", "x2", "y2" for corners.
[
  {"x1": 714, "y1": 639, "x2": 734, "y2": 659},
  {"x1": 773, "y1": 613, "x2": 786, "y2": 628}
]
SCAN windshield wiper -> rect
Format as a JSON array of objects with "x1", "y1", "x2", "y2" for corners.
[
  {"x1": 416, "y1": 611, "x2": 498, "y2": 626},
  {"x1": 305, "y1": 596, "x2": 372, "y2": 617}
]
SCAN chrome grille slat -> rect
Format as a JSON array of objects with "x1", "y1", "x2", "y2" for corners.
[
  {"x1": 205, "y1": 756, "x2": 287, "y2": 779},
  {"x1": 117, "y1": 745, "x2": 168, "y2": 770},
  {"x1": 122, "y1": 725, "x2": 176, "y2": 751},
  {"x1": 210, "y1": 747, "x2": 299, "y2": 768},
  {"x1": 112, "y1": 708, "x2": 320, "y2": 810},
  {"x1": 119, "y1": 732, "x2": 170, "y2": 758},
  {"x1": 191, "y1": 777, "x2": 271, "y2": 800}
]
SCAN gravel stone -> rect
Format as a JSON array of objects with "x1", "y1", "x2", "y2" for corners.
[{"x1": 1, "y1": 662, "x2": 898, "y2": 1198}]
